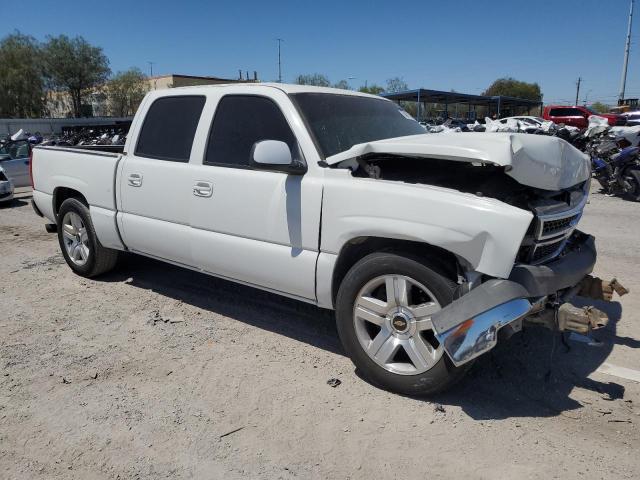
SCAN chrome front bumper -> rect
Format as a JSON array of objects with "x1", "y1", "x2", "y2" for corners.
[
  {"x1": 432, "y1": 232, "x2": 597, "y2": 367},
  {"x1": 435, "y1": 297, "x2": 534, "y2": 367}
]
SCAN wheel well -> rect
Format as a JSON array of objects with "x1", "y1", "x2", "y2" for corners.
[
  {"x1": 53, "y1": 187, "x2": 88, "y2": 218},
  {"x1": 331, "y1": 237, "x2": 461, "y2": 306}
]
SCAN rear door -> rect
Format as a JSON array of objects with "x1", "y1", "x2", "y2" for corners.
[
  {"x1": 0, "y1": 140, "x2": 31, "y2": 187},
  {"x1": 188, "y1": 91, "x2": 323, "y2": 301},
  {"x1": 118, "y1": 95, "x2": 206, "y2": 266}
]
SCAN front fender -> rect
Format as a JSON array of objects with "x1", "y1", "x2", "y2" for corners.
[{"x1": 321, "y1": 177, "x2": 533, "y2": 278}]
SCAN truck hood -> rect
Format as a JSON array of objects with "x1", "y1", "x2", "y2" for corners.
[{"x1": 325, "y1": 132, "x2": 591, "y2": 191}]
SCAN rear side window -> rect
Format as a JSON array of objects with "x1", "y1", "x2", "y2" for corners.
[
  {"x1": 135, "y1": 96, "x2": 205, "y2": 162},
  {"x1": 549, "y1": 108, "x2": 583, "y2": 117},
  {"x1": 205, "y1": 95, "x2": 296, "y2": 167}
]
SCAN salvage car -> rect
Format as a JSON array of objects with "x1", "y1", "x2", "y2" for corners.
[
  {"x1": 0, "y1": 139, "x2": 31, "y2": 187},
  {"x1": 30, "y1": 84, "x2": 618, "y2": 395},
  {"x1": 0, "y1": 166, "x2": 15, "y2": 204},
  {"x1": 543, "y1": 105, "x2": 626, "y2": 128}
]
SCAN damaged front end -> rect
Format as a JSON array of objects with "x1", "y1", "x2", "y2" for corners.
[{"x1": 431, "y1": 233, "x2": 628, "y2": 367}]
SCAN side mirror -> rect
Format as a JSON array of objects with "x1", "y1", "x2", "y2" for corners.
[{"x1": 250, "y1": 140, "x2": 306, "y2": 175}]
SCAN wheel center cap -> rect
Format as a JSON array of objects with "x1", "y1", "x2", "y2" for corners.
[{"x1": 390, "y1": 312, "x2": 411, "y2": 333}]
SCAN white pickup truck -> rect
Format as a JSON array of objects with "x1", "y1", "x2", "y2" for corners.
[{"x1": 32, "y1": 83, "x2": 606, "y2": 395}]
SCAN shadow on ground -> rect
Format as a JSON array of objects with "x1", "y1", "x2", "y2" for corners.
[
  {"x1": 0, "y1": 198, "x2": 28, "y2": 208},
  {"x1": 102, "y1": 253, "x2": 631, "y2": 420}
]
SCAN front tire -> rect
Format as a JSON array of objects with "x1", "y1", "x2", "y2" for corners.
[
  {"x1": 57, "y1": 198, "x2": 119, "y2": 277},
  {"x1": 335, "y1": 252, "x2": 469, "y2": 396}
]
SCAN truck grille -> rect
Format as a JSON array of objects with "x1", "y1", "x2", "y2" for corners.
[
  {"x1": 531, "y1": 238, "x2": 567, "y2": 263},
  {"x1": 539, "y1": 214, "x2": 580, "y2": 238},
  {"x1": 518, "y1": 183, "x2": 589, "y2": 265}
]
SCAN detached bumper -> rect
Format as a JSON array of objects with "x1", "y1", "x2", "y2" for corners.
[{"x1": 432, "y1": 231, "x2": 596, "y2": 367}]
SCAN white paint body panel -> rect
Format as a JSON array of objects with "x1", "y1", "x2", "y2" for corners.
[
  {"x1": 31, "y1": 83, "x2": 586, "y2": 310},
  {"x1": 320, "y1": 169, "x2": 533, "y2": 279}
]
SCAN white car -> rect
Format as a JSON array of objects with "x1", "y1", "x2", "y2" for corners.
[
  {"x1": 31, "y1": 83, "x2": 604, "y2": 395},
  {"x1": 0, "y1": 139, "x2": 31, "y2": 187},
  {"x1": 0, "y1": 166, "x2": 15, "y2": 203},
  {"x1": 496, "y1": 116, "x2": 557, "y2": 133}
]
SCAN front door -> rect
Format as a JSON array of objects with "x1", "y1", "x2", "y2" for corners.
[{"x1": 188, "y1": 94, "x2": 322, "y2": 301}]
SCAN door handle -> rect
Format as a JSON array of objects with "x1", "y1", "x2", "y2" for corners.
[
  {"x1": 193, "y1": 181, "x2": 213, "y2": 197},
  {"x1": 128, "y1": 173, "x2": 143, "y2": 187}
]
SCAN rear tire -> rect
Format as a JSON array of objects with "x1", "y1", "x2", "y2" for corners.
[
  {"x1": 335, "y1": 252, "x2": 470, "y2": 396},
  {"x1": 57, "y1": 198, "x2": 119, "y2": 277}
]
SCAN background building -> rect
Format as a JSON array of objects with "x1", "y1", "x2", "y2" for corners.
[{"x1": 45, "y1": 72, "x2": 259, "y2": 118}]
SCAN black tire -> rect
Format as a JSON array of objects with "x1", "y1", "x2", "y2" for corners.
[
  {"x1": 57, "y1": 198, "x2": 119, "y2": 277},
  {"x1": 624, "y1": 166, "x2": 640, "y2": 202},
  {"x1": 335, "y1": 251, "x2": 470, "y2": 396}
]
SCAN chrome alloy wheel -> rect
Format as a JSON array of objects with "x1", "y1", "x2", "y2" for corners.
[
  {"x1": 353, "y1": 275, "x2": 444, "y2": 375},
  {"x1": 61, "y1": 211, "x2": 90, "y2": 266}
]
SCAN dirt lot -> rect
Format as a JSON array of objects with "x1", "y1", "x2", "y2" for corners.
[{"x1": 1, "y1": 186, "x2": 639, "y2": 479}]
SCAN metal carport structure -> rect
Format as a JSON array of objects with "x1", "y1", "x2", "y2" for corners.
[{"x1": 381, "y1": 88, "x2": 543, "y2": 121}]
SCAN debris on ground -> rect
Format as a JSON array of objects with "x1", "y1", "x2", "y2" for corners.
[
  {"x1": 219, "y1": 426, "x2": 245, "y2": 439},
  {"x1": 434, "y1": 403, "x2": 446, "y2": 413},
  {"x1": 147, "y1": 310, "x2": 185, "y2": 326},
  {"x1": 327, "y1": 378, "x2": 341, "y2": 388}
]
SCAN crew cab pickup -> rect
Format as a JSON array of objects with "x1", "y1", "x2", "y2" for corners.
[
  {"x1": 543, "y1": 105, "x2": 626, "y2": 128},
  {"x1": 31, "y1": 84, "x2": 605, "y2": 395}
]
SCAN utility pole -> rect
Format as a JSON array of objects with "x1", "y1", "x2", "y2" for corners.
[
  {"x1": 619, "y1": 0, "x2": 634, "y2": 103},
  {"x1": 575, "y1": 77, "x2": 581, "y2": 106},
  {"x1": 276, "y1": 38, "x2": 283, "y2": 83},
  {"x1": 147, "y1": 61, "x2": 155, "y2": 77}
]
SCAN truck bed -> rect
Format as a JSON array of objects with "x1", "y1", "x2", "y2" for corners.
[{"x1": 32, "y1": 145, "x2": 122, "y2": 213}]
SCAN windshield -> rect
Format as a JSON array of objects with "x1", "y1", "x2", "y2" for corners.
[{"x1": 291, "y1": 93, "x2": 426, "y2": 158}]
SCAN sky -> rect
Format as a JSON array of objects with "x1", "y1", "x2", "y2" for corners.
[{"x1": 2, "y1": 0, "x2": 638, "y2": 105}]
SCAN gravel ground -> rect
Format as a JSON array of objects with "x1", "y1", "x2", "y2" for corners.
[{"x1": 1, "y1": 186, "x2": 639, "y2": 479}]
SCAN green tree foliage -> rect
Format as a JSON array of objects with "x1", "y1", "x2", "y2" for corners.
[
  {"x1": 482, "y1": 77, "x2": 542, "y2": 101},
  {"x1": 0, "y1": 32, "x2": 45, "y2": 118},
  {"x1": 589, "y1": 102, "x2": 610, "y2": 114},
  {"x1": 385, "y1": 77, "x2": 408, "y2": 93},
  {"x1": 106, "y1": 68, "x2": 148, "y2": 116},
  {"x1": 44, "y1": 35, "x2": 110, "y2": 117},
  {"x1": 294, "y1": 73, "x2": 330, "y2": 87},
  {"x1": 358, "y1": 84, "x2": 385, "y2": 95},
  {"x1": 333, "y1": 79, "x2": 352, "y2": 90}
]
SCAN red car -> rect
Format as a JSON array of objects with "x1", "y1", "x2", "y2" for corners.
[{"x1": 543, "y1": 105, "x2": 626, "y2": 128}]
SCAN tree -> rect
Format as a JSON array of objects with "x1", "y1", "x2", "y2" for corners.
[
  {"x1": 294, "y1": 73, "x2": 330, "y2": 87},
  {"x1": 482, "y1": 77, "x2": 542, "y2": 102},
  {"x1": 385, "y1": 77, "x2": 408, "y2": 93},
  {"x1": 589, "y1": 102, "x2": 610, "y2": 114},
  {"x1": 333, "y1": 79, "x2": 351, "y2": 90},
  {"x1": 0, "y1": 32, "x2": 45, "y2": 118},
  {"x1": 358, "y1": 84, "x2": 385, "y2": 95},
  {"x1": 106, "y1": 68, "x2": 148, "y2": 116},
  {"x1": 44, "y1": 35, "x2": 110, "y2": 117}
]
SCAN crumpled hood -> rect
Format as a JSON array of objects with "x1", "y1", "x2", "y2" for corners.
[{"x1": 325, "y1": 132, "x2": 591, "y2": 191}]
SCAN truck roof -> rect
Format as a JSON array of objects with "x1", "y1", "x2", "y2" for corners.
[{"x1": 154, "y1": 82, "x2": 385, "y2": 100}]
